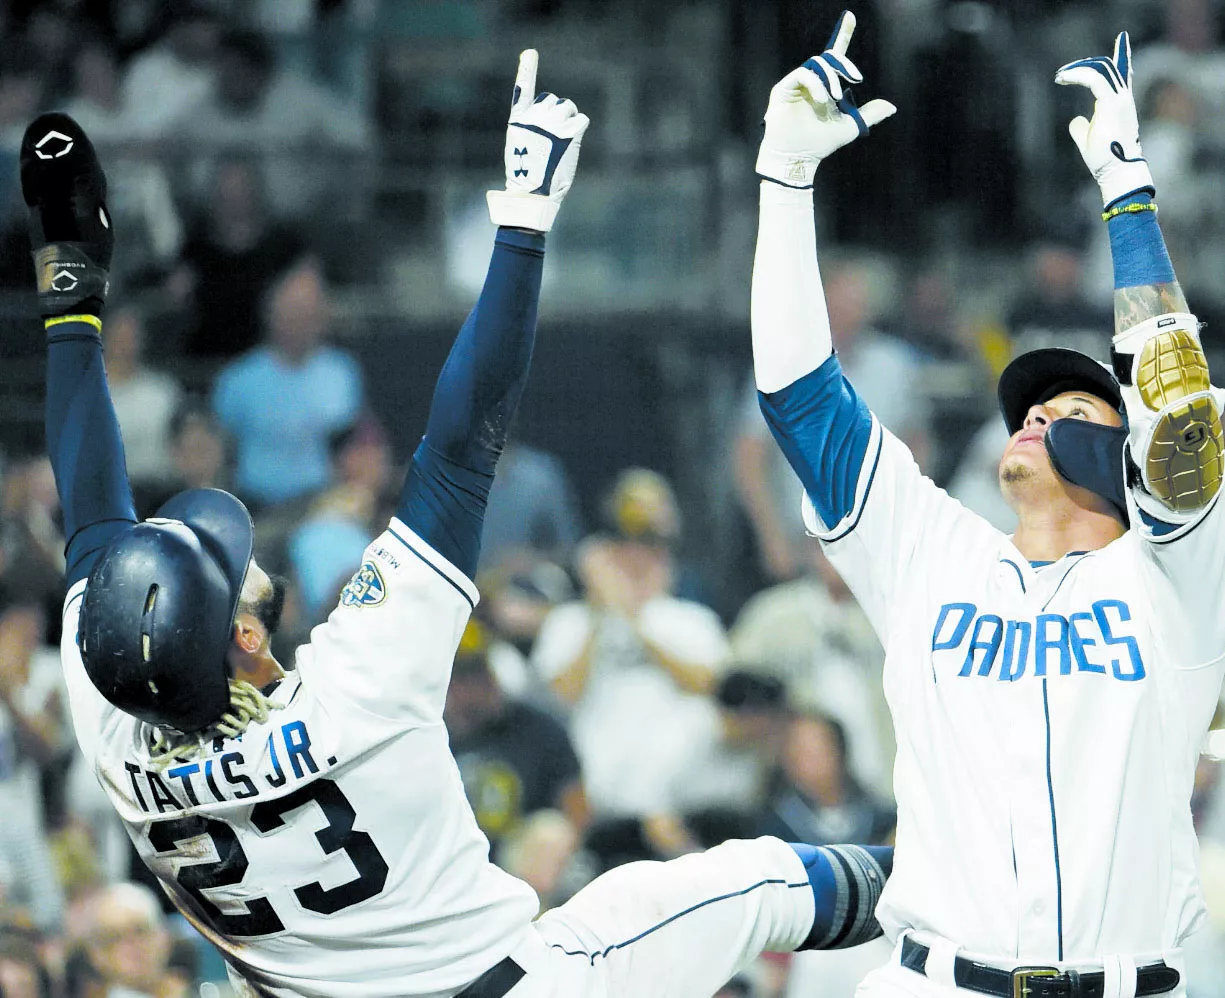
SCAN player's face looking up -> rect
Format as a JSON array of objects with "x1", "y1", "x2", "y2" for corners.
[{"x1": 998, "y1": 390, "x2": 1123, "y2": 508}]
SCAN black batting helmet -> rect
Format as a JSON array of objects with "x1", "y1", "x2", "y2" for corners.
[
  {"x1": 78, "y1": 489, "x2": 254, "y2": 732},
  {"x1": 997, "y1": 347, "x2": 1130, "y2": 521}
]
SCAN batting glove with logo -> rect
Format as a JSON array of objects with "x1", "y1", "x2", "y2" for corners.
[
  {"x1": 1055, "y1": 31, "x2": 1156, "y2": 208},
  {"x1": 487, "y1": 49, "x2": 590, "y2": 233},
  {"x1": 20, "y1": 112, "x2": 113, "y2": 318},
  {"x1": 755, "y1": 10, "x2": 896, "y2": 189}
]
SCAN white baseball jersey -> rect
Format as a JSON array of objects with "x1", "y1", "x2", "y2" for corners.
[
  {"x1": 801, "y1": 418, "x2": 1225, "y2": 964},
  {"x1": 60, "y1": 518, "x2": 540, "y2": 998}
]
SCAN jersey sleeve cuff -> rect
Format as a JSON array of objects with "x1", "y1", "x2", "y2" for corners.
[
  {"x1": 386, "y1": 516, "x2": 481, "y2": 607},
  {"x1": 801, "y1": 418, "x2": 884, "y2": 542}
]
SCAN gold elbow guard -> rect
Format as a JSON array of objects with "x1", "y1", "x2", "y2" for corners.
[
  {"x1": 1144, "y1": 392, "x2": 1224, "y2": 512},
  {"x1": 1115, "y1": 317, "x2": 1224, "y2": 514}
]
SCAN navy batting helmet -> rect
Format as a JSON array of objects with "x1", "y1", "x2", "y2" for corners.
[
  {"x1": 78, "y1": 489, "x2": 254, "y2": 732},
  {"x1": 997, "y1": 347, "x2": 1130, "y2": 520}
]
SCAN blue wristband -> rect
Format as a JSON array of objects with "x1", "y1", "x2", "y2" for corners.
[{"x1": 1107, "y1": 193, "x2": 1176, "y2": 289}]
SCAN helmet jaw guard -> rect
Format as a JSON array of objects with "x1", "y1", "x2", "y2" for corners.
[
  {"x1": 1044, "y1": 419, "x2": 1130, "y2": 522},
  {"x1": 78, "y1": 489, "x2": 254, "y2": 732},
  {"x1": 998, "y1": 348, "x2": 1130, "y2": 524}
]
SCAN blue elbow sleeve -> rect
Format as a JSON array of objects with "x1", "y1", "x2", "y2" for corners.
[{"x1": 758, "y1": 354, "x2": 873, "y2": 529}]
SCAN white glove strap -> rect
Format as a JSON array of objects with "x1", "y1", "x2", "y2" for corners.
[
  {"x1": 755, "y1": 147, "x2": 820, "y2": 189},
  {"x1": 1099, "y1": 163, "x2": 1155, "y2": 209},
  {"x1": 486, "y1": 190, "x2": 558, "y2": 233}
]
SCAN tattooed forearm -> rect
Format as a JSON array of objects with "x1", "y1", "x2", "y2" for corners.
[{"x1": 1113, "y1": 281, "x2": 1188, "y2": 335}]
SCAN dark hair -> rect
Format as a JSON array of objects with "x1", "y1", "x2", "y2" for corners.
[{"x1": 715, "y1": 670, "x2": 786, "y2": 711}]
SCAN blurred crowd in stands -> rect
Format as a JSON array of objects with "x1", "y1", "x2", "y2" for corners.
[{"x1": 0, "y1": 1, "x2": 1224, "y2": 997}]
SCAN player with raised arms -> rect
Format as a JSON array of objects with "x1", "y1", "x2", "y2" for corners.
[
  {"x1": 30, "y1": 49, "x2": 890, "y2": 998},
  {"x1": 751, "y1": 12, "x2": 1219, "y2": 998}
]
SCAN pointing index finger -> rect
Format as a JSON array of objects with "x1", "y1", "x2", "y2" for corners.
[
  {"x1": 513, "y1": 49, "x2": 539, "y2": 108},
  {"x1": 825, "y1": 10, "x2": 857, "y2": 59}
]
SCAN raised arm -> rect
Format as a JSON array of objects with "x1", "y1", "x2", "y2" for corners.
[
  {"x1": 397, "y1": 51, "x2": 588, "y2": 580},
  {"x1": 750, "y1": 11, "x2": 896, "y2": 534},
  {"x1": 1056, "y1": 32, "x2": 1223, "y2": 536},
  {"x1": 22, "y1": 114, "x2": 136, "y2": 589}
]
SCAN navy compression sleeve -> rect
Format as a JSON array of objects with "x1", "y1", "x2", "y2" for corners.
[
  {"x1": 44, "y1": 316, "x2": 137, "y2": 587},
  {"x1": 397, "y1": 228, "x2": 545, "y2": 578},
  {"x1": 758, "y1": 353, "x2": 874, "y2": 530}
]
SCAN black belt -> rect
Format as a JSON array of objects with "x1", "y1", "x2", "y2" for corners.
[
  {"x1": 900, "y1": 937, "x2": 1181, "y2": 998},
  {"x1": 454, "y1": 956, "x2": 526, "y2": 998}
]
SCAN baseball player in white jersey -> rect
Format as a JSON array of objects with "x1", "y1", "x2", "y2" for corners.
[
  {"x1": 749, "y1": 13, "x2": 1223, "y2": 998},
  {"x1": 27, "y1": 50, "x2": 892, "y2": 998}
]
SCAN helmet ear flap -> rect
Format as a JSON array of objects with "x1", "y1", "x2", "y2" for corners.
[{"x1": 1045, "y1": 419, "x2": 1130, "y2": 523}]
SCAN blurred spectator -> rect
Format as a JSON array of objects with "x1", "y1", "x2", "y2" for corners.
[
  {"x1": 479, "y1": 443, "x2": 583, "y2": 572},
  {"x1": 730, "y1": 545, "x2": 893, "y2": 799},
  {"x1": 498, "y1": 810, "x2": 584, "y2": 913},
  {"x1": 83, "y1": 883, "x2": 194, "y2": 998},
  {"x1": 175, "y1": 28, "x2": 370, "y2": 217},
  {"x1": 446, "y1": 620, "x2": 588, "y2": 853},
  {"x1": 132, "y1": 403, "x2": 230, "y2": 518},
  {"x1": 714, "y1": 975, "x2": 753, "y2": 998},
  {"x1": 532, "y1": 469, "x2": 730, "y2": 818},
  {"x1": 286, "y1": 414, "x2": 394, "y2": 622},
  {"x1": 666, "y1": 670, "x2": 789, "y2": 816},
  {"x1": 120, "y1": 3, "x2": 221, "y2": 137},
  {"x1": 102, "y1": 306, "x2": 183, "y2": 492},
  {"x1": 733, "y1": 261, "x2": 931, "y2": 585},
  {"x1": 758, "y1": 710, "x2": 895, "y2": 847},
  {"x1": 170, "y1": 154, "x2": 308, "y2": 358},
  {"x1": 212, "y1": 256, "x2": 364, "y2": 508},
  {"x1": 62, "y1": 41, "x2": 183, "y2": 287},
  {"x1": 0, "y1": 43, "x2": 48, "y2": 293},
  {"x1": 0, "y1": 456, "x2": 66, "y2": 629},
  {"x1": 1136, "y1": 0, "x2": 1225, "y2": 153},
  {"x1": 0, "y1": 600, "x2": 67, "y2": 934},
  {"x1": 0, "y1": 925, "x2": 45, "y2": 998}
]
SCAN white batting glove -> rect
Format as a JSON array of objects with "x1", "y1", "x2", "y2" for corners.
[
  {"x1": 1055, "y1": 31, "x2": 1155, "y2": 208},
  {"x1": 756, "y1": 10, "x2": 896, "y2": 189},
  {"x1": 487, "y1": 49, "x2": 589, "y2": 233}
]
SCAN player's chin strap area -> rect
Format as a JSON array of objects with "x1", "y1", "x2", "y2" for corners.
[
  {"x1": 1111, "y1": 311, "x2": 1225, "y2": 526},
  {"x1": 1044, "y1": 419, "x2": 1131, "y2": 523},
  {"x1": 148, "y1": 680, "x2": 282, "y2": 771}
]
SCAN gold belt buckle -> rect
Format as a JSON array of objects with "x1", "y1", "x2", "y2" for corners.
[{"x1": 1011, "y1": 967, "x2": 1062, "y2": 998}]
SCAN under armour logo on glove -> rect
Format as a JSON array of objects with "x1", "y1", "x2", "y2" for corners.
[{"x1": 487, "y1": 49, "x2": 590, "y2": 233}]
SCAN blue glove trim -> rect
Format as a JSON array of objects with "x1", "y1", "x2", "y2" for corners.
[
  {"x1": 509, "y1": 121, "x2": 573, "y2": 196},
  {"x1": 1060, "y1": 56, "x2": 1122, "y2": 92},
  {"x1": 819, "y1": 52, "x2": 858, "y2": 84},
  {"x1": 803, "y1": 57, "x2": 834, "y2": 95},
  {"x1": 1107, "y1": 193, "x2": 1175, "y2": 289},
  {"x1": 837, "y1": 94, "x2": 868, "y2": 137},
  {"x1": 824, "y1": 11, "x2": 852, "y2": 50}
]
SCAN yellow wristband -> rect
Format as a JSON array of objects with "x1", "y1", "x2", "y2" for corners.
[
  {"x1": 1102, "y1": 201, "x2": 1158, "y2": 223},
  {"x1": 44, "y1": 314, "x2": 102, "y2": 333}
]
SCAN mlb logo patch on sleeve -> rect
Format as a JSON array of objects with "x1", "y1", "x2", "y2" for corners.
[{"x1": 341, "y1": 561, "x2": 386, "y2": 608}]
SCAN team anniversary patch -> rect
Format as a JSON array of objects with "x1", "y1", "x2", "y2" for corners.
[{"x1": 341, "y1": 561, "x2": 387, "y2": 608}]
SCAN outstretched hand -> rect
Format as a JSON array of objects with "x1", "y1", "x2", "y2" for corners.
[
  {"x1": 756, "y1": 11, "x2": 896, "y2": 189},
  {"x1": 487, "y1": 49, "x2": 590, "y2": 233},
  {"x1": 1055, "y1": 31, "x2": 1155, "y2": 207}
]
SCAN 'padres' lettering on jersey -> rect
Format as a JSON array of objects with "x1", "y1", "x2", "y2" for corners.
[
  {"x1": 799, "y1": 417, "x2": 1225, "y2": 964},
  {"x1": 930, "y1": 601, "x2": 1145, "y2": 683}
]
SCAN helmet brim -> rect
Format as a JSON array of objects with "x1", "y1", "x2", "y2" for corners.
[
  {"x1": 155, "y1": 488, "x2": 254, "y2": 621},
  {"x1": 998, "y1": 347, "x2": 1122, "y2": 434}
]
